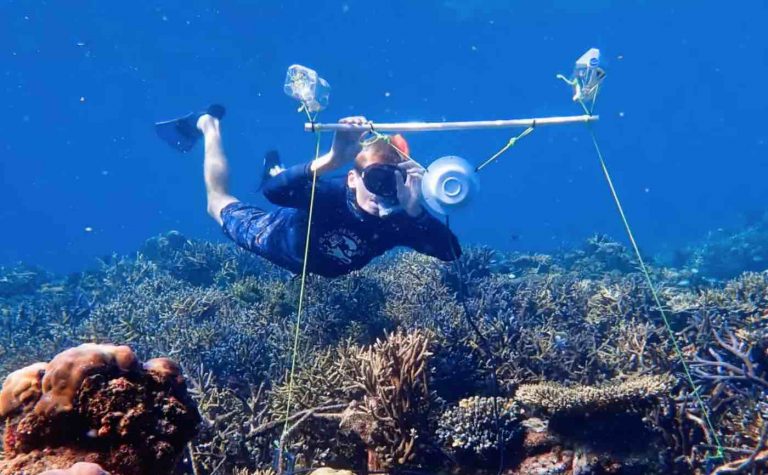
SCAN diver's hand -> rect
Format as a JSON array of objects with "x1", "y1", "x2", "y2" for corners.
[
  {"x1": 331, "y1": 116, "x2": 369, "y2": 164},
  {"x1": 396, "y1": 160, "x2": 426, "y2": 217},
  {"x1": 312, "y1": 116, "x2": 369, "y2": 174}
]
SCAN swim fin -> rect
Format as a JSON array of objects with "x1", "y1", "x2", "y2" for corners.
[
  {"x1": 259, "y1": 150, "x2": 285, "y2": 190},
  {"x1": 155, "y1": 104, "x2": 226, "y2": 153}
]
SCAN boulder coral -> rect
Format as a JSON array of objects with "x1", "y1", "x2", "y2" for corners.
[{"x1": 0, "y1": 343, "x2": 200, "y2": 475}]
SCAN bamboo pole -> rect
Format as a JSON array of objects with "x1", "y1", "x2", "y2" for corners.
[{"x1": 304, "y1": 114, "x2": 598, "y2": 133}]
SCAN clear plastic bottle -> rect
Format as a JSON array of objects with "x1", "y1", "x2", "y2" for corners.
[{"x1": 283, "y1": 64, "x2": 331, "y2": 112}]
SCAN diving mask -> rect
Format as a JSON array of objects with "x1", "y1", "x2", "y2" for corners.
[{"x1": 360, "y1": 163, "x2": 405, "y2": 199}]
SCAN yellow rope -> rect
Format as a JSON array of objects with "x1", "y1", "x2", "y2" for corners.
[
  {"x1": 586, "y1": 123, "x2": 725, "y2": 460},
  {"x1": 574, "y1": 84, "x2": 722, "y2": 459},
  {"x1": 475, "y1": 126, "x2": 535, "y2": 172},
  {"x1": 279, "y1": 107, "x2": 323, "y2": 470}
]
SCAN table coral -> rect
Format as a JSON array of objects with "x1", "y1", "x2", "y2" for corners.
[{"x1": 515, "y1": 375, "x2": 673, "y2": 415}]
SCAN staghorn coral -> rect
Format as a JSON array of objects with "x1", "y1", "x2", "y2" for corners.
[
  {"x1": 267, "y1": 341, "x2": 366, "y2": 469},
  {"x1": 436, "y1": 396, "x2": 522, "y2": 466},
  {"x1": 185, "y1": 363, "x2": 275, "y2": 473},
  {"x1": 139, "y1": 230, "x2": 278, "y2": 286},
  {"x1": 78, "y1": 273, "x2": 288, "y2": 385},
  {"x1": 339, "y1": 330, "x2": 434, "y2": 469},
  {"x1": 515, "y1": 375, "x2": 673, "y2": 416},
  {"x1": 0, "y1": 344, "x2": 199, "y2": 475}
]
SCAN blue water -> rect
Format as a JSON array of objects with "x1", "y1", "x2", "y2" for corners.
[{"x1": 2, "y1": 0, "x2": 767, "y2": 273}]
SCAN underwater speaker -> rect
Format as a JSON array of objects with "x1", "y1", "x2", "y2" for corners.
[{"x1": 421, "y1": 155, "x2": 480, "y2": 216}]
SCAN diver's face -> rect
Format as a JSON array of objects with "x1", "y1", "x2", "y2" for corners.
[
  {"x1": 348, "y1": 169, "x2": 387, "y2": 217},
  {"x1": 347, "y1": 154, "x2": 402, "y2": 218}
]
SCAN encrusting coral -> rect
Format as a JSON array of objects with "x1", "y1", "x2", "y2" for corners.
[{"x1": 0, "y1": 343, "x2": 200, "y2": 475}]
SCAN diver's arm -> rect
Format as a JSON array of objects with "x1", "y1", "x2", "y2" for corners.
[
  {"x1": 402, "y1": 212, "x2": 463, "y2": 261},
  {"x1": 309, "y1": 151, "x2": 341, "y2": 175},
  {"x1": 310, "y1": 116, "x2": 369, "y2": 174},
  {"x1": 263, "y1": 116, "x2": 369, "y2": 207},
  {"x1": 262, "y1": 161, "x2": 335, "y2": 208}
]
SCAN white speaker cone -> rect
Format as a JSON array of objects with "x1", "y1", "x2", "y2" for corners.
[{"x1": 421, "y1": 156, "x2": 480, "y2": 216}]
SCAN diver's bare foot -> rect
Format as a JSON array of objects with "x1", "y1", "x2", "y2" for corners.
[{"x1": 197, "y1": 114, "x2": 219, "y2": 135}]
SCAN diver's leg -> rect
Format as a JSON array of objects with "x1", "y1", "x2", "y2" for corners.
[{"x1": 197, "y1": 115, "x2": 238, "y2": 225}]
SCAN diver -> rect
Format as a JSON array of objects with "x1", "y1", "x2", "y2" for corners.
[{"x1": 155, "y1": 105, "x2": 462, "y2": 278}]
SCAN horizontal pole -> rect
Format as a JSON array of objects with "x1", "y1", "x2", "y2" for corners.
[{"x1": 304, "y1": 114, "x2": 598, "y2": 133}]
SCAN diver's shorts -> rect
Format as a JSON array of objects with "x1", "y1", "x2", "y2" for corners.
[
  {"x1": 220, "y1": 201, "x2": 304, "y2": 273},
  {"x1": 220, "y1": 202, "x2": 268, "y2": 252}
]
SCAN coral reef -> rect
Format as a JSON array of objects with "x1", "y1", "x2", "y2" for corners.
[
  {"x1": 676, "y1": 216, "x2": 768, "y2": 280},
  {"x1": 2, "y1": 230, "x2": 768, "y2": 474},
  {"x1": 0, "y1": 343, "x2": 199, "y2": 475},
  {"x1": 0, "y1": 264, "x2": 49, "y2": 297}
]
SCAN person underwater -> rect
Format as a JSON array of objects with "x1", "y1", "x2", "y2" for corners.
[{"x1": 155, "y1": 105, "x2": 462, "y2": 278}]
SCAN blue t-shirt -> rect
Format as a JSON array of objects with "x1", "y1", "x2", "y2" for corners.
[{"x1": 221, "y1": 163, "x2": 462, "y2": 278}]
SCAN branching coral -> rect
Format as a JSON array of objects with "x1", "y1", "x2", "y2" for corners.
[
  {"x1": 139, "y1": 230, "x2": 278, "y2": 286},
  {"x1": 185, "y1": 362, "x2": 287, "y2": 474},
  {"x1": 268, "y1": 340, "x2": 367, "y2": 469},
  {"x1": 691, "y1": 326, "x2": 768, "y2": 390},
  {"x1": 338, "y1": 330, "x2": 434, "y2": 469},
  {"x1": 436, "y1": 397, "x2": 521, "y2": 465}
]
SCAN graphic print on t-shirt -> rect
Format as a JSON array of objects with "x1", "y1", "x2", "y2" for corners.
[{"x1": 318, "y1": 228, "x2": 364, "y2": 265}]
